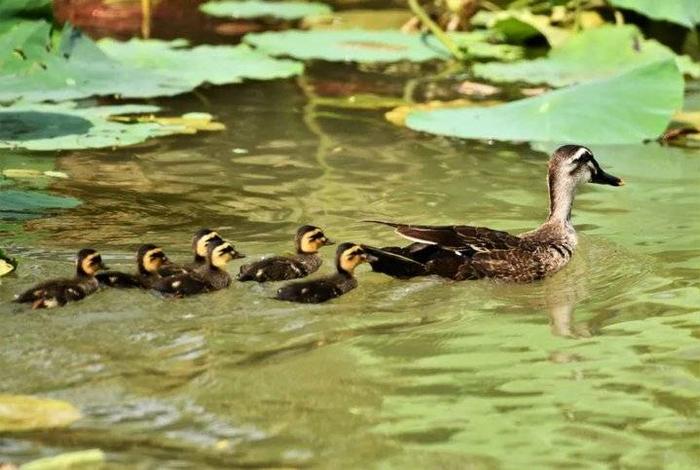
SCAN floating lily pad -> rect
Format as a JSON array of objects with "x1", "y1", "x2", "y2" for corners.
[
  {"x1": 471, "y1": 9, "x2": 571, "y2": 46},
  {"x1": 20, "y1": 449, "x2": 105, "y2": 470},
  {"x1": 404, "y1": 60, "x2": 683, "y2": 144},
  {"x1": 0, "y1": 395, "x2": 81, "y2": 432},
  {"x1": 244, "y1": 29, "x2": 519, "y2": 62},
  {"x1": 0, "y1": 21, "x2": 302, "y2": 103},
  {"x1": 474, "y1": 25, "x2": 700, "y2": 86},
  {"x1": 200, "y1": 0, "x2": 331, "y2": 20},
  {"x1": 610, "y1": 0, "x2": 700, "y2": 28},
  {"x1": 0, "y1": 103, "x2": 218, "y2": 151},
  {"x1": 98, "y1": 38, "x2": 303, "y2": 91},
  {"x1": 0, "y1": 0, "x2": 51, "y2": 17},
  {"x1": 0, "y1": 190, "x2": 81, "y2": 220}
]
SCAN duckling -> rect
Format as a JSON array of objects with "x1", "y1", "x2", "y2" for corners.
[
  {"x1": 238, "y1": 225, "x2": 334, "y2": 283},
  {"x1": 96, "y1": 244, "x2": 170, "y2": 289},
  {"x1": 152, "y1": 239, "x2": 244, "y2": 297},
  {"x1": 364, "y1": 145, "x2": 624, "y2": 282},
  {"x1": 157, "y1": 228, "x2": 224, "y2": 277},
  {"x1": 275, "y1": 243, "x2": 376, "y2": 304},
  {"x1": 14, "y1": 248, "x2": 108, "y2": 309}
]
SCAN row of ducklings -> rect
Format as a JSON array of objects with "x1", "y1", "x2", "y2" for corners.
[{"x1": 14, "y1": 226, "x2": 378, "y2": 309}]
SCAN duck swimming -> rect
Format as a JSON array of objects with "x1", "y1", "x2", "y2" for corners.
[
  {"x1": 96, "y1": 244, "x2": 170, "y2": 289},
  {"x1": 238, "y1": 225, "x2": 334, "y2": 282},
  {"x1": 14, "y1": 248, "x2": 108, "y2": 309},
  {"x1": 275, "y1": 243, "x2": 376, "y2": 303},
  {"x1": 363, "y1": 145, "x2": 623, "y2": 282},
  {"x1": 158, "y1": 228, "x2": 223, "y2": 277},
  {"x1": 152, "y1": 239, "x2": 244, "y2": 297}
]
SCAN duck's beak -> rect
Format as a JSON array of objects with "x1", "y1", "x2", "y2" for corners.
[
  {"x1": 98, "y1": 261, "x2": 109, "y2": 271},
  {"x1": 362, "y1": 253, "x2": 379, "y2": 263},
  {"x1": 323, "y1": 238, "x2": 335, "y2": 246},
  {"x1": 591, "y1": 167, "x2": 624, "y2": 186},
  {"x1": 231, "y1": 251, "x2": 246, "y2": 260}
]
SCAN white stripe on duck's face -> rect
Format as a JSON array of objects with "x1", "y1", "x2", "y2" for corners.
[
  {"x1": 339, "y1": 245, "x2": 368, "y2": 273},
  {"x1": 196, "y1": 232, "x2": 220, "y2": 257}
]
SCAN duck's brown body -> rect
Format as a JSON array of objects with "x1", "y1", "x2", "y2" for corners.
[{"x1": 365, "y1": 145, "x2": 622, "y2": 283}]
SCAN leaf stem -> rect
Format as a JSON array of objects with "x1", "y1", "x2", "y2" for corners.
[{"x1": 406, "y1": 0, "x2": 465, "y2": 61}]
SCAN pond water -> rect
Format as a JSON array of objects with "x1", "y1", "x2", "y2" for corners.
[{"x1": 1, "y1": 67, "x2": 700, "y2": 469}]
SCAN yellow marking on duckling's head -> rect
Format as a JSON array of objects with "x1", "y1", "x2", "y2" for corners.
[
  {"x1": 143, "y1": 248, "x2": 166, "y2": 273},
  {"x1": 337, "y1": 243, "x2": 369, "y2": 274},
  {"x1": 79, "y1": 250, "x2": 106, "y2": 276},
  {"x1": 195, "y1": 230, "x2": 221, "y2": 258},
  {"x1": 297, "y1": 225, "x2": 333, "y2": 254},
  {"x1": 210, "y1": 242, "x2": 241, "y2": 268}
]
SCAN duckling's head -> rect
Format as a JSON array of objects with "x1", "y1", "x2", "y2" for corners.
[
  {"x1": 208, "y1": 240, "x2": 245, "y2": 268},
  {"x1": 192, "y1": 228, "x2": 223, "y2": 261},
  {"x1": 76, "y1": 248, "x2": 108, "y2": 277},
  {"x1": 295, "y1": 225, "x2": 334, "y2": 254},
  {"x1": 137, "y1": 244, "x2": 169, "y2": 275},
  {"x1": 335, "y1": 243, "x2": 376, "y2": 275},
  {"x1": 549, "y1": 145, "x2": 624, "y2": 189}
]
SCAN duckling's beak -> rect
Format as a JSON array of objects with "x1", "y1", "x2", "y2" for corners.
[
  {"x1": 323, "y1": 238, "x2": 335, "y2": 246},
  {"x1": 98, "y1": 260, "x2": 109, "y2": 271},
  {"x1": 591, "y1": 167, "x2": 624, "y2": 186},
  {"x1": 231, "y1": 251, "x2": 246, "y2": 260}
]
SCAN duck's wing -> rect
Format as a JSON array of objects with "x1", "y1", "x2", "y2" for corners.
[
  {"x1": 238, "y1": 256, "x2": 308, "y2": 282},
  {"x1": 152, "y1": 273, "x2": 209, "y2": 297},
  {"x1": 96, "y1": 271, "x2": 141, "y2": 288},
  {"x1": 275, "y1": 278, "x2": 344, "y2": 303},
  {"x1": 456, "y1": 248, "x2": 546, "y2": 282},
  {"x1": 367, "y1": 220, "x2": 523, "y2": 252}
]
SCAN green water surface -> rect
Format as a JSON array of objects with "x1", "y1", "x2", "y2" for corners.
[{"x1": 1, "y1": 74, "x2": 700, "y2": 469}]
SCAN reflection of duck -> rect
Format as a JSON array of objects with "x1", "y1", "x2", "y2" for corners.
[
  {"x1": 275, "y1": 243, "x2": 376, "y2": 304},
  {"x1": 158, "y1": 228, "x2": 223, "y2": 277},
  {"x1": 14, "y1": 249, "x2": 108, "y2": 309},
  {"x1": 364, "y1": 145, "x2": 623, "y2": 282},
  {"x1": 238, "y1": 225, "x2": 334, "y2": 282},
  {"x1": 152, "y1": 239, "x2": 244, "y2": 297},
  {"x1": 97, "y1": 244, "x2": 170, "y2": 289}
]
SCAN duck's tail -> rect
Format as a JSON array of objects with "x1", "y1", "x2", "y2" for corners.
[{"x1": 360, "y1": 244, "x2": 428, "y2": 279}]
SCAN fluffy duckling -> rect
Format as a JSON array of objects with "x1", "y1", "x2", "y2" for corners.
[
  {"x1": 275, "y1": 243, "x2": 376, "y2": 304},
  {"x1": 96, "y1": 244, "x2": 170, "y2": 289},
  {"x1": 158, "y1": 228, "x2": 224, "y2": 277},
  {"x1": 238, "y1": 225, "x2": 334, "y2": 283},
  {"x1": 14, "y1": 248, "x2": 107, "y2": 309},
  {"x1": 152, "y1": 239, "x2": 244, "y2": 297}
]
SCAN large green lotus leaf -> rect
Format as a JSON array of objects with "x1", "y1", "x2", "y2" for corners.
[
  {"x1": 0, "y1": 102, "x2": 202, "y2": 150},
  {"x1": 0, "y1": 395, "x2": 81, "y2": 432},
  {"x1": 200, "y1": 0, "x2": 331, "y2": 20},
  {"x1": 245, "y1": 29, "x2": 451, "y2": 62},
  {"x1": 98, "y1": 38, "x2": 303, "y2": 88},
  {"x1": 0, "y1": 21, "x2": 302, "y2": 103},
  {"x1": 473, "y1": 25, "x2": 700, "y2": 86},
  {"x1": 610, "y1": 0, "x2": 700, "y2": 28},
  {"x1": 405, "y1": 60, "x2": 683, "y2": 144},
  {"x1": 21, "y1": 449, "x2": 105, "y2": 470},
  {"x1": 244, "y1": 29, "x2": 519, "y2": 62}
]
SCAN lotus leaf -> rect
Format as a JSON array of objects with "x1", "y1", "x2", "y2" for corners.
[
  {"x1": 0, "y1": 21, "x2": 302, "y2": 103},
  {"x1": 0, "y1": 102, "x2": 217, "y2": 151},
  {"x1": 404, "y1": 60, "x2": 683, "y2": 144},
  {"x1": 0, "y1": 190, "x2": 81, "y2": 220},
  {"x1": 473, "y1": 25, "x2": 700, "y2": 86},
  {"x1": 0, "y1": 395, "x2": 81, "y2": 432},
  {"x1": 0, "y1": 0, "x2": 51, "y2": 18},
  {"x1": 610, "y1": 0, "x2": 700, "y2": 28},
  {"x1": 200, "y1": 0, "x2": 331, "y2": 20},
  {"x1": 244, "y1": 29, "x2": 520, "y2": 62},
  {"x1": 470, "y1": 9, "x2": 570, "y2": 46}
]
